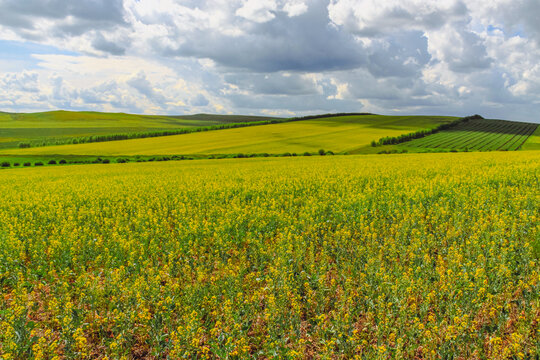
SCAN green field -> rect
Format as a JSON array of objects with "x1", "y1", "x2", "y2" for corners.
[
  {"x1": 0, "y1": 111, "x2": 277, "y2": 149},
  {"x1": 398, "y1": 118, "x2": 538, "y2": 152},
  {"x1": 1, "y1": 115, "x2": 457, "y2": 156},
  {"x1": 521, "y1": 124, "x2": 540, "y2": 150}
]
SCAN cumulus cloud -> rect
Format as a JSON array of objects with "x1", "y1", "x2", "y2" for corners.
[
  {"x1": 0, "y1": 0, "x2": 539, "y2": 121},
  {"x1": 0, "y1": 0, "x2": 127, "y2": 37}
]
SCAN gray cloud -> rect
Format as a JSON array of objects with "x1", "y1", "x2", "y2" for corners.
[
  {"x1": 191, "y1": 94, "x2": 209, "y2": 107},
  {"x1": 171, "y1": 0, "x2": 367, "y2": 73},
  {"x1": 92, "y1": 33, "x2": 126, "y2": 56},
  {"x1": 0, "y1": 0, "x2": 539, "y2": 122},
  {"x1": 127, "y1": 71, "x2": 165, "y2": 103},
  {"x1": 367, "y1": 31, "x2": 431, "y2": 78},
  {"x1": 0, "y1": 0, "x2": 127, "y2": 39}
]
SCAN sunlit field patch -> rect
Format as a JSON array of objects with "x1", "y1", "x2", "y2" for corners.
[{"x1": 0, "y1": 152, "x2": 538, "y2": 359}]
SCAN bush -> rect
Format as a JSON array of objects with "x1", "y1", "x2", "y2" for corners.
[
  {"x1": 102, "y1": 159, "x2": 110, "y2": 164},
  {"x1": 326, "y1": 151, "x2": 334, "y2": 155},
  {"x1": 24, "y1": 162, "x2": 31, "y2": 167},
  {"x1": 13, "y1": 163, "x2": 20, "y2": 167},
  {"x1": 18, "y1": 142, "x2": 31, "y2": 148},
  {"x1": 116, "y1": 158, "x2": 127, "y2": 163},
  {"x1": 303, "y1": 152, "x2": 312, "y2": 156},
  {"x1": 34, "y1": 162, "x2": 44, "y2": 166},
  {"x1": 48, "y1": 160, "x2": 57, "y2": 165},
  {"x1": 282, "y1": 152, "x2": 292, "y2": 157},
  {"x1": 318, "y1": 149, "x2": 326, "y2": 156},
  {"x1": 1, "y1": 162, "x2": 10, "y2": 167},
  {"x1": 371, "y1": 140, "x2": 377, "y2": 147},
  {"x1": 235, "y1": 153, "x2": 246, "y2": 158},
  {"x1": 59, "y1": 159, "x2": 67, "y2": 164}
]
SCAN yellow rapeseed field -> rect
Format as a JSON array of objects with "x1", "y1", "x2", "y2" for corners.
[{"x1": 0, "y1": 152, "x2": 538, "y2": 359}]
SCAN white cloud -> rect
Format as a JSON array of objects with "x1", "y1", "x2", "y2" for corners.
[
  {"x1": 236, "y1": 0, "x2": 277, "y2": 23},
  {"x1": 0, "y1": 0, "x2": 539, "y2": 121}
]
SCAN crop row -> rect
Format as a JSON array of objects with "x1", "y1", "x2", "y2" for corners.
[
  {"x1": 409, "y1": 120, "x2": 522, "y2": 149},
  {"x1": 403, "y1": 119, "x2": 537, "y2": 151}
]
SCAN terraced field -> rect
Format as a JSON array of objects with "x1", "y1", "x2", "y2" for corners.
[{"x1": 400, "y1": 118, "x2": 538, "y2": 151}]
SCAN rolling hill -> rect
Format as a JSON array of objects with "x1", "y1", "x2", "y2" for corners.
[
  {"x1": 1, "y1": 115, "x2": 458, "y2": 156},
  {"x1": 0, "y1": 110, "x2": 278, "y2": 150}
]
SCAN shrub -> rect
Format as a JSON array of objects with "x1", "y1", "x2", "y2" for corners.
[
  {"x1": 59, "y1": 159, "x2": 67, "y2": 164},
  {"x1": 1, "y1": 162, "x2": 10, "y2": 167},
  {"x1": 282, "y1": 152, "x2": 292, "y2": 157},
  {"x1": 371, "y1": 140, "x2": 377, "y2": 147},
  {"x1": 13, "y1": 163, "x2": 20, "y2": 167},
  {"x1": 18, "y1": 142, "x2": 31, "y2": 148},
  {"x1": 116, "y1": 158, "x2": 127, "y2": 163},
  {"x1": 34, "y1": 162, "x2": 44, "y2": 166},
  {"x1": 318, "y1": 149, "x2": 326, "y2": 156},
  {"x1": 23, "y1": 162, "x2": 31, "y2": 167},
  {"x1": 303, "y1": 152, "x2": 312, "y2": 156},
  {"x1": 102, "y1": 159, "x2": 110, "y2": 164},
  {"x1": 326, "y1": 151, "x2": 334, "y2": 155},
  {"x1": 48, "y1": 160, "x2": 57, "y2": 165}
]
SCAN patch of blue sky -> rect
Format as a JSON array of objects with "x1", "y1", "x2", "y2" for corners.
[
  {"x1": 0, "y1": 40, "x2": 79, "y2": 71},
  {"x1": 487, "y1": 24, "x2": 525, "y2": 38}
]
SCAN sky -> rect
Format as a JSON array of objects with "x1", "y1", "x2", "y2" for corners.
[{"x1": 0, "y1": 0, "x2": 539, "y2": 122}]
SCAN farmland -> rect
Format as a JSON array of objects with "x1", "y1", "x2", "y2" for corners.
[
  {"x1": 1, "y1": 115, "x2": 457, "y2": 156},
  {"x1": 521, "y1": 125, "x2": 540, "y2": 150},
  {"x1": 0, "y1": 111, "x2": 277, "y2": 150},
  {"x1": 398, "y1": 118, "x2": 538, "y2": 152},
  {"x1": 0, "y1": 151, "x2": 538, "y2": 359}
]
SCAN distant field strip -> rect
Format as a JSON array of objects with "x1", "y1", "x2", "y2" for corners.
[
  {"x1": 0, "y1": 111, "x2": 278, "y2": 149},
  {"x1": 401, "y1": 119, "x2": 538, "y2": 151},
  {"x1": 1, "y1": 115, "x2": 457, "y2": 156}
]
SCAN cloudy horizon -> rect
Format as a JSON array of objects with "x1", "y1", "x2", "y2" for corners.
[{"x1": 0, "y1": 0, "x2": 539, "y2": 122}]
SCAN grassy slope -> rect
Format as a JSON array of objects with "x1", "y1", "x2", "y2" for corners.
[
  {"x1": 1, "y1": 115, "x2": 457, "y2": 156},
  {"x1": 0, "y1": 110, "x2": 278, "y2": 149},
  {"x1": 170, "y1": 113, "x2": 282, "y2": 123},
  {"x1": 521, "y1": 125, "x2": 540, "y2": 150}
]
